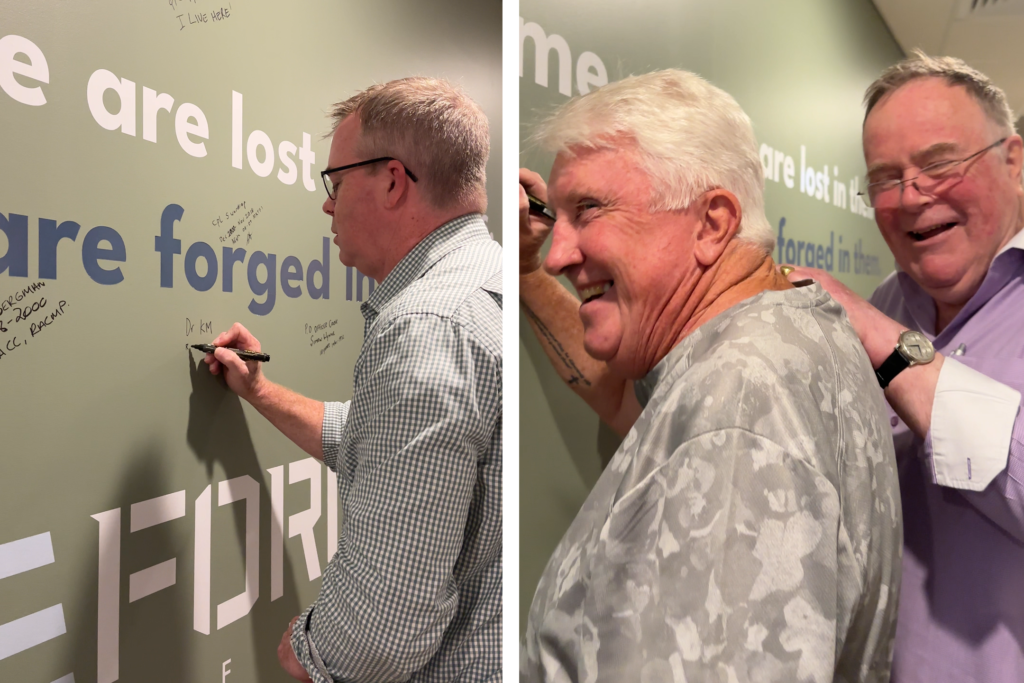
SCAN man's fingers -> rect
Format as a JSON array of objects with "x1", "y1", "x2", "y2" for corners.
[
  {"x1": 203, "y1": 352, "x2": 222, "y2": 375},
  {"x1": 230, "y1": 322, "x2": 261, "y2": 351},
  {"x1": 519, "y1": 168, "x2": 549, "y2": 203},
  {"x1": 212, "y1": 322, "x2": 261, "y2": 355},
  {"x1": 213, "y1": 347, "x2": 248, "y2": 377}
]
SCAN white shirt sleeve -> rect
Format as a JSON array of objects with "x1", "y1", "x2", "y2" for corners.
[{"x1": 928, "y1": 357, "x2": 1022, "y2": 490}]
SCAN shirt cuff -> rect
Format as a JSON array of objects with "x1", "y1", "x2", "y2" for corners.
[
  {"x1": 321, "y1": 401, "x2": 350, "y2": 472},
  {"x1": 927, "y1": 356, "x2": 1022, "y2": 490},
  {"x1": 290, "y1": 605, "x2": 335, "y2": 683}
]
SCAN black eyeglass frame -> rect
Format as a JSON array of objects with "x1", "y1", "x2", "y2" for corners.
[
  {"x1": 857, "y1": 137, "x2": 1009, "y2": 208},
  {"x1": 321, "y1": 157, "x2": 418, "y2": 199}
]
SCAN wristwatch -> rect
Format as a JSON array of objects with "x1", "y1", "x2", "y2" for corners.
[{"x1": 875, "y1": 329, "x2": 935, "y2": 389}]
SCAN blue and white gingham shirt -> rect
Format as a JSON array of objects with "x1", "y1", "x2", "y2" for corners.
[{"x1": 292, "y1": 214, "x2": 502, "y2": 682}]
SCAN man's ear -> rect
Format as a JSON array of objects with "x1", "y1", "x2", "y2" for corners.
[
  {"x1": 693, "y1": 189, "x2": 742, "y2": 267},
  {"x1": 382, "y1": 160, "x2": 412, "y2": 209},
  {"x1": 1004, "y1": 135, "x2": 1024, "y2": 195}
]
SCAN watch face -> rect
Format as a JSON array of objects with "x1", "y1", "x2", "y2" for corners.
[{"x1": 898, "y1": 330, "x2": 935, "y2": 364}]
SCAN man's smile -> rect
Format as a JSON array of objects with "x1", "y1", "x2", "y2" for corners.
[
  {"x1": 908, "y1": 221, "x2": 958, "y2": 242},
  {"x1": 577, "y1": 281, "x2": 613, "y2": 304}
]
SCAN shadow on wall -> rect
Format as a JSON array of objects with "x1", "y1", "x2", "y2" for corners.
[
  {"x1": 187, "y1": 349, "x2": 303, "y2": 683},
  {"x1": 63, "y1": 449, "x2": 193, "y2": 682},
  {"x1": 61, "y1": 354, "x2": 308, "y2": 683}
]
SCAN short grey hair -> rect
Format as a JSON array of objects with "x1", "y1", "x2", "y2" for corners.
[
  {"x1": 330, "y1": 77, "x2": 489, "y2": 211},
  {"x1": 532, "y1": 69, "x2": 775, "y2": 253},
  {"x1": 864, "y1": 49, "x2": 1016, "y2": 136}
]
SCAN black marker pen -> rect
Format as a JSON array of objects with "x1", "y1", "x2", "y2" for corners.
[
  {"x1": 526, "y1": 193, "x2": 556, "y2": 221},
  {"x1": 191, "y1": 344, "x2": 270, "y2": 363}
]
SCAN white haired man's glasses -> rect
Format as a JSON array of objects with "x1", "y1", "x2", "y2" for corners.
[{"x1": 858, "y1": 137, "x2": 1008, "y2": 209}]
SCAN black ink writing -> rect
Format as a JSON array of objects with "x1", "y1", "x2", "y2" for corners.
[
  {"x1": 29, "y1": 300, "x2": 69, "y2": 337},
  {"x1": 174, "y1": 3, "x2": 232, "y2": 31},
  {"x1": 1, "y1": 281, "x2": 46, "y2": 316},
  {"x1": 320, "y1": 336, "x2": 342, "y2": 356},
  {"x1": 304, "y1": 319, "x2": 339, "y2": 335},
  {"x1": 0, "y1": 283, "x2": 59, "y2": 362},
  {"x1": 310, "y1": 330, "x2": 336, "y2": 346},
  {"x1": 185, "y1": 318, "x2": 214, "y2": 337},
  {"x1": 14, "y1": 297, "x2": 47, "y2": 323},
  {"x1": 215, "y1": 202, "x2": 262, "y2": 245}
]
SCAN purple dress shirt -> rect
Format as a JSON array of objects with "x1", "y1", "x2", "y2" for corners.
[{"x1": 870, "y1": 232, "x2": 1024, "y2": 683}]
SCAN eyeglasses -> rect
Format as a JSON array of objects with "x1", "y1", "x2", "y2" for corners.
[
  {"x1": 320, "y1": 157, "x2": 418, "y2": 200},
  {"x1": 858, "y1": 138, "x2": 1007, "y2": 208}
]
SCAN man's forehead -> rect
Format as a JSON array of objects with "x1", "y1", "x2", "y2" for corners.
[
  {"x1": 327, "y1": 116, "x2": 361, "y2": 166},
  {"x1": 549, "y1": 145, "x2": 639, "y2": 193},
  {"x1": 866, "y1": 80, "x2": 988, "y2": 135},
  {"x1": 863, "y1": 79, "x2": 992, "y2": 159}
]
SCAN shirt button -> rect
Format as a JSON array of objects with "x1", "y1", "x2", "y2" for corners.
[{"x1": 890, "y1": 416, "x2": 899, "y2": 427}]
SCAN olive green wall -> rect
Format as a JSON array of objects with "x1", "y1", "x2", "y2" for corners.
[
  {"x1": 0, "y1": 2, "x2": 500, "y2": 681},
  {"x1": 519, "y1": 0, "x2": 904, "y2": 630}
]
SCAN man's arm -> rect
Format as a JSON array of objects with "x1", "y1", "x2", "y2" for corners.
[
  {"x1": 786, "y1": 267, "x2": 1024, "y2": 541},
  {"x1": 519, "y1": 169, "x2": 641, "y2": 436},
  {"x1": 279, "y1": 617, "x2": 314, "y2": 682},
  {"x1": 204, "y1": 322, "x2": 326, "y2": 460},
  {"x1": 290, "y1": 314, "x2": 500, "y2": 682}
]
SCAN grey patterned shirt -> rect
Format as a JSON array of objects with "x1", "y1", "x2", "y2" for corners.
[
  {"x1": 522, "y1": 284, "x2": 902, "y2": 683},
  {"x1": 292, "y1": 214, "x2": 503, "y2": 682}
]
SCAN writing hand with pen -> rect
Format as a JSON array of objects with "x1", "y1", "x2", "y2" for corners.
[{"x1": 200, "y1": 322, "x2": 269, "y2": 403}]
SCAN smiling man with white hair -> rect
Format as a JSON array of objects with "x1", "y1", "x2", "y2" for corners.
[{"x1": 518, "y1": 69, "x2": 902, "y2": 682}]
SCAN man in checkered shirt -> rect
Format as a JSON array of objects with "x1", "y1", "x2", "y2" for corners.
[{"x1": 204, "y1": 77, "x2": 502, "y2": 682}]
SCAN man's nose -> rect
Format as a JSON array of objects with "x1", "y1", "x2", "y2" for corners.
[
  {"x1": 543, "y1": 222, "x2": 583, "y2": 276},
  {"x1": 899, "y1": 177, "x2": 933, "y2": 211},
  {"x1": 323, "y1": 196, "x2": 334, "y2": 216}
]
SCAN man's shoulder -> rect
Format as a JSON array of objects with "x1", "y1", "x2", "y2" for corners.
[
  {"x1": 685, "y1": 287, "x2": 850, "y2": 382},
  {"x1": 364, "y1": 241, "x2": 502, "y2": 366},
  {"x1": 652, "y1": 289, "x2": 888, "y2": 463},
  {"x1": 384, "y1": 238, "x2": 501, "y2": 322}
]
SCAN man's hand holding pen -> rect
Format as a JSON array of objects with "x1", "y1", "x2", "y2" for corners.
[
  {"x1": 203, "y1": 322, "x2": 268, "y2": 402},
  {"x1": 520, "y1": 168, "x2": 556, "y2": 276}
]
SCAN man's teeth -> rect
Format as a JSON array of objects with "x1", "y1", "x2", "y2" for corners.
[
  {"x1": 580, "y1": 282, "x2": 612, "y2": 301},
  {"x1": 911, "y1": 222, "x2": 956, "y2": 240}
]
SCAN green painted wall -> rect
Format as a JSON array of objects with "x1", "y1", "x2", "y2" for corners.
[
  {"x1": 0, "y1": 2, "x2": 500, "y2": 681},
  {"x1": 519, "y1": 0, "x2": 904, "y2": 631}
]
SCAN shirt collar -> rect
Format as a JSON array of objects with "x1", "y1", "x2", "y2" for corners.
[
  {"x1": 634, "y1": 337, "x2": 691, "y2": 409},
  {"x1": 633, "y1": 284, "x2": 829, "y2": 408},
  {"x1": 359, "y1": 213, "x2": 491, "y2": 322},
  {"x1": 997, "y1": 226, "x2": 1024, "y2": 256},
  {"x1": 896, "y1": 225, "x2": 1024, "y2": 339}
]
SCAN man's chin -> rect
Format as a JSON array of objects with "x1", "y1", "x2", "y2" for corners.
[
  {"x1": 908, "y1": 261, "x2": 977, "y2": 300},
  {"x1": 582, "y1": 337, "x2": 616, "y2": 364}
]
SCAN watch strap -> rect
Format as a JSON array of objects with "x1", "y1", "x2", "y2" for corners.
[{"x1": 875, "y1": 347, "x2": 910, "y2": 389}]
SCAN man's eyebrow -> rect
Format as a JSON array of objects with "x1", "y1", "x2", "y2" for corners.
[
  {"x1": 911, "y1": 142, "x2": 960, "y2": 164},
  {"x1": 551, "y1": 186, "x2": 607, "y2": 205},
  {"x1": 867, "y1": 142, "x2": 962, "y2": 177}
]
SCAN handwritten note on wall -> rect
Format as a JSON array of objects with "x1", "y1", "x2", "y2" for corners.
[
  {"x1": 0, "y1": 282, "x2": 69, "y2": 361},
  {"x1": 212, "y1": 201, "x2": 263, "y2": 247},
  {"x1": 304, "y1": 319, "x2": 342, "y2": 356},
  {"x1": 168, "y1": 0, "x2": 234, "y2": 31}
]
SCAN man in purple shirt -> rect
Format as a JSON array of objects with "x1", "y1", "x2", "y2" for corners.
[{"x1": 785, "y1": 52, "x2": 1024, "y2": 682}]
